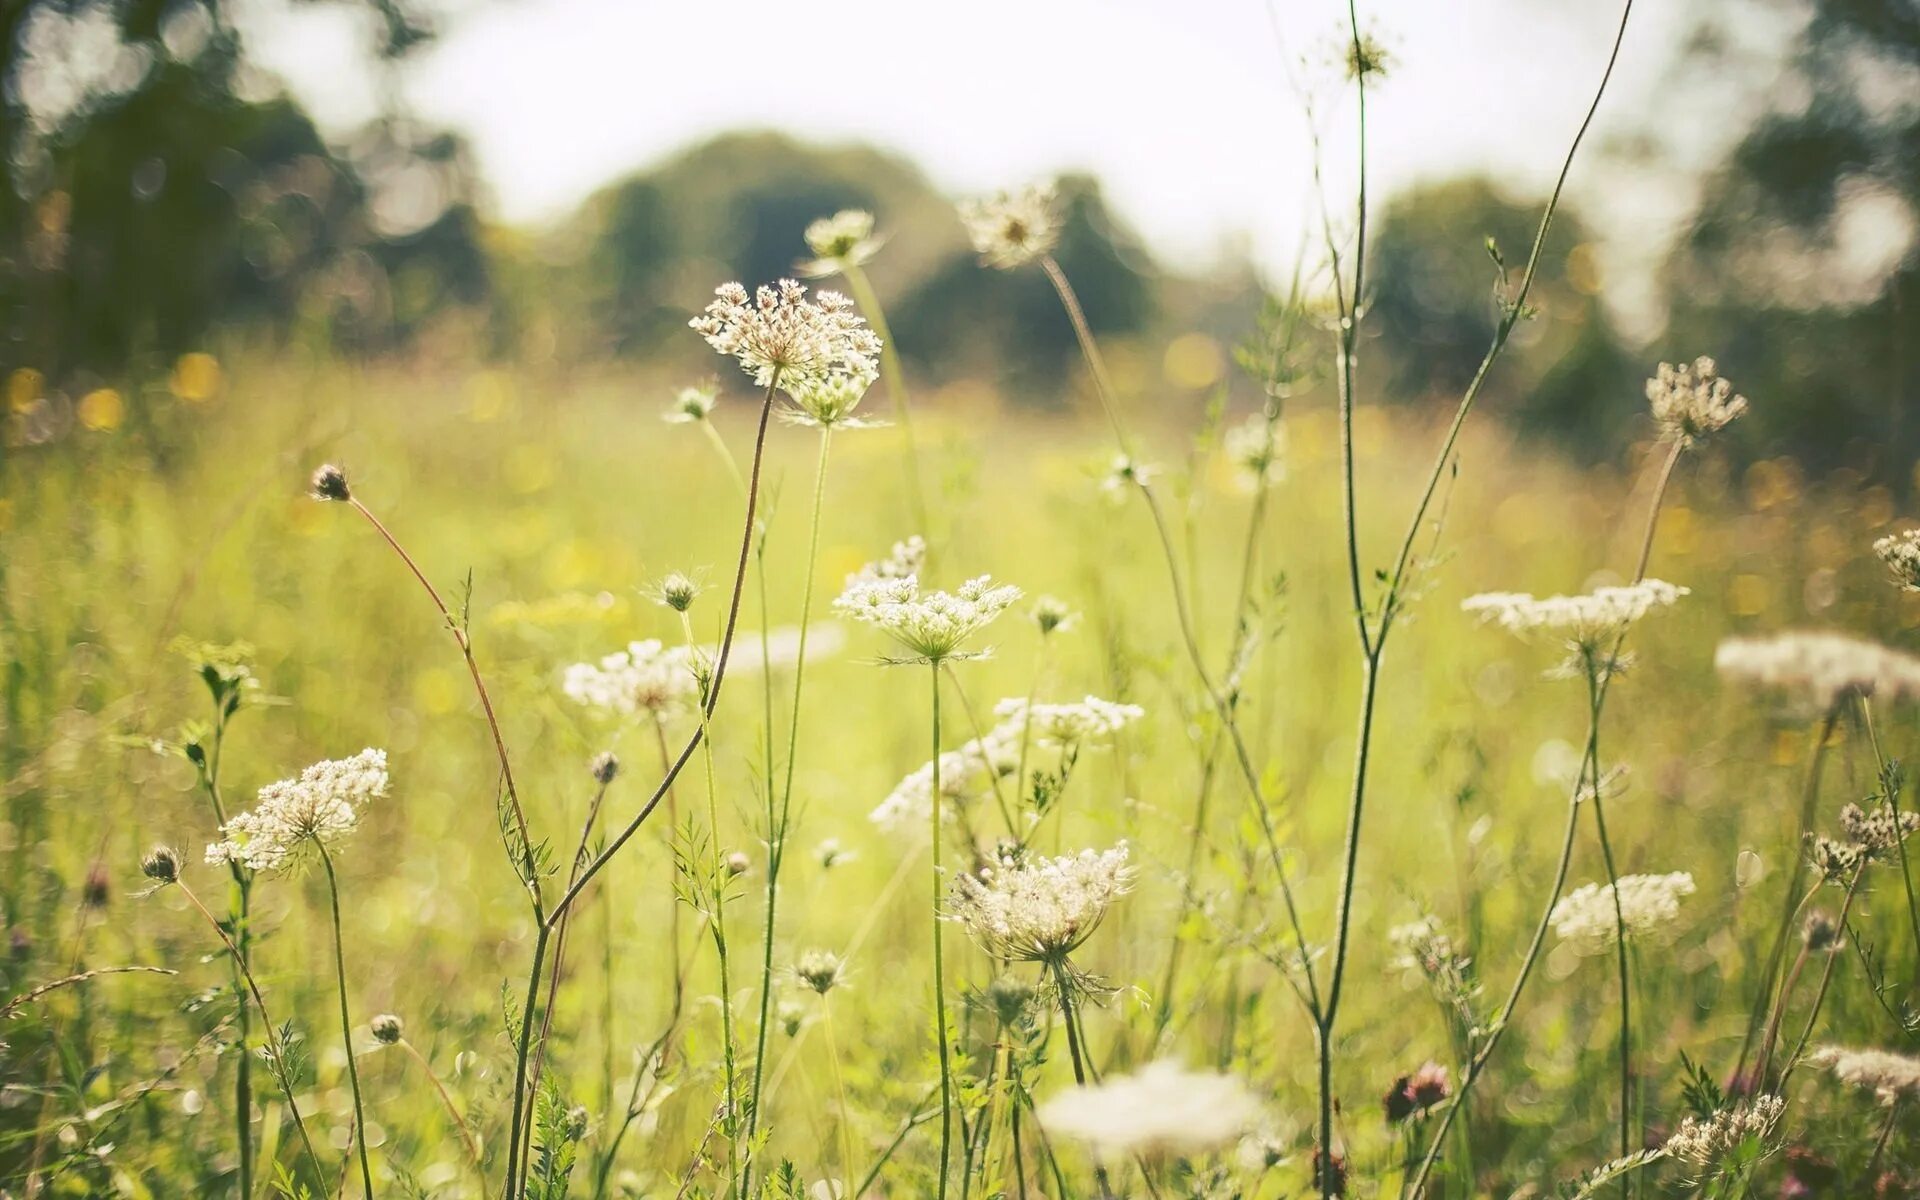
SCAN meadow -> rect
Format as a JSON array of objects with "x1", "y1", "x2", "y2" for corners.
[{"x1": 7, "y1": 19, "x2": 1920, "y2": 1200}]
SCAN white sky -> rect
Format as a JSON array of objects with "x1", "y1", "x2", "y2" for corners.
[{"x1": 238, "y1": 0, "x2": 1787, "y2": 312}]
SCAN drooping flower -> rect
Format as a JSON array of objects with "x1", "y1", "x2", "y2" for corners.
[
  {"x1": 993, "y1": 696, "x2": 1144, "y2": 748},
  {"x1": 949, "y1": 844, "x2": 1132, "y2": 963},
  {"x1": 1223, "y1": 414, "x2": 1285, "y2": 493},
  {"x1": 958, "y1": 182, "x2": 1060, "y2": 270},
  {"x1": 663, "y1": 382, "x2": 719, "y2": 425},
  {"x1": 797, "y1": 209, "x2": 884, "y2": 278},
  {"x1": 1809, "y1": 1045, "x2": 1920, "y2": 1106},
  {"x1": 690, "y1": 279, "x2": 881, "y2": 390},
  {"x1": 1646, "y1": 357, "x2": 1749, "y2": 446},
  {"x1": 1873, "y1": 529, "x2": 1920, "y2": 592},
  {"x1": 1714, "y1": 632, "x2": 1920, "y2": 711},
  {"x1": 1548, "y1": 871, "x2": 1696, "y2": 955},
  {"x1": 1663, "y1": 1095, "x2": 1784, "y2": 1169},
  {"x1": 206, "y1": 749, "x2": 390, "y2": 872},
  {"x1": 833, "y1": 544, "x2": 1021, "y2": 664},
  {"x1": 563, "y1": 640, "x2": 702, "y2": 720},
  {"x1": 1036, "y1": 1060, "x2": 1264, "y2": 1158}
]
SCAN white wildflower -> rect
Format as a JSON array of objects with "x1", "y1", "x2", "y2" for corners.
[
  {"x1": 1840, "y1": 802, "x2": 1920, "y2": 857},
  {"x1": 205, "y1": 749, "x2": 389, "y2": 872},
  {"x1": 1873, "y1": 529, "x2": 1920, "y2": 592},
  {"x1": 689, "y1": 279, "x2": 881, "y2": 390},
  {"x1": 1100, "y1": 453, "x2": 1159, "y2": 499},
  {"x1": 1223, "y1": 414, "x2": 1285, "y2": 492},
  {"x1": 993, "y1": 695, "x2": 1143, "y2": 748},
  {"x1": 798, "y1": 209, "x2": 884, "y2": 278},
  {"x1": 1714, "y1": 632, "x2": 1920, "y2": 710},
  {"x1": 959, "y1": 181, "x2": 1060, "y2": 270},
  {"x1": 870, "y1": 729, "x2": 1019, "y2": 833},
  {"x1": 1809, "y1": 1045, "x2": 1920, "y2": 1106},
  {"x1": 663, "y1": 382, "x2": 718, "y2": 425},
  {"x1": 780, "y1": 365, "x2": 882, "y2": 430},
  {"x1": 834, "y1": 552, "x2": 1021, "y2": 663},
  {"x1": 1646, "y1": 357, "x2": 1748, "y2": 446},
  {"x1": 563, "y1": 640, "x2": 702, "y2": 720},
  {"x1": 1663, "y1": 1095, "x2": 1784, "y2": 1168},
  {"x1": 1036, "y1": 1060, "x2": 1263, "y2": 1158},
  {"x1": 1462, "y1": 579, "x2": 1687, "y2": 646},
  {"x1": 949, "y1": 844, "x2": 1132, "y2": 963},
  {"x1": 1549, "y1": 872, "x2": 1696, "y2": 955}
]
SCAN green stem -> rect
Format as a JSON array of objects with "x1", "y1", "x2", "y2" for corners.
[
  {"x1": 842, "y1": 262, "x2": 929, "y2": 538},
  {"x1": 930, "y1": 662, "x2": 954, "y2": 1200},
  {"x1": 684, "y1": 608, "x2": 741, "y2": 1200},
  {"x1": 319, "y1": 847, "x2": 376, "y2": 1200}
]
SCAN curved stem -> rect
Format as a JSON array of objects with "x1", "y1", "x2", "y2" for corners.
[
  {"x1": 402, "y1": 1040, "x2": 484, "y2": 1176},
  {"x1": 319, "y1": 847, "x2": 376, "y2": 1200},
  {"x1": 1584, "y1": 687, "x2": 1633, "y2": 1177},
  {"x1": 1040, "y1": 255, "x2": 1132, "y2": 457},
  {"x1": 1779, "y1": 866, "x2": 1866, "y2": 1086}
]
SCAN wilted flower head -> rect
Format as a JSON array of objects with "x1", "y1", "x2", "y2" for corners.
[
  {"x1": 206, "y1": 749, "x2": 390, "y2": 872},
  {"x1": 993, "y1": 695, "x2": 1144, "y2": 748},
  {"x1": 834, "y1": 545, "x2": 1021, "y2": 664},
  {"x1": 663, "y1": 382, "x2": 719, "y2": 425},
  {"x1": 141, "y1": 845, "x2": 182, "y2": 885},
  {"x1": 1031, "y1": 595, "x2": 1079, "y2": 637},
  {"x1": 1809, "y1": 1045, "x2": 1920, "y2": 1106},
  {"x1": 1873, "y1": 530, "x2": 1920, "y2": 593},
  {"x1": 309, "y1": 463, "x2": 352, "y2": 502},
  {"x1": 1223, "y1": 414, "x2": 1286, "y2": 493},
  {"x1": 1383, "y1": 1062, "x2": 1451, "y2": 1122},
  {"x1": 1036, "y1": 1060, "x2": 1263, "y2": 1158},
  {"x1": 371, "y1": 1013, "x2": 405, "y2": 1045},
  {"x1": 959, "y1": 182, "x2": 1060, "y2": 270},
  {"x1": 1715, "y1": 632, "x2": 1920, "y2": 711},
  {"x1": 949, "y1": 844, "x2": 1132, "y2": 963},
  {"x1": 1549, "y1": 871, "x2": 1696, "y2": 955},
  {"x1": 1646, "y1": 356, "x2": 1749, "y2": 446},
  {"x1": 793, "y1": 949, "x2": 845, "y2": 995},
  {"x1": 1802, "y1": 911, "x2": 1841, "y2": 953},
  {"x1": 690, "y1": 279, "x2": 881, "y2": 390},
  {"x1": 563, "y1": 640, "x2": 702, "y2": 720},
  {"x1": 1663, "y1": 1095, "x2": 1784, "y2": 1169},
  {"x1": 799, "y1": 209, "x2": 884, "y2": 277}
]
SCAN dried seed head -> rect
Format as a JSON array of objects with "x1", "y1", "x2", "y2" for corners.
[
  {"x1": 140, "y1": 845, "x2": 182, "y2": 885},
  {"x1": 590, "y1": 752, "x2": 620, "y2": 785},
  {"x1": 310, "y1": 464, "x2": 351, "y2": 502},
  {"x1": 371, "y1": 1013, "x2": 404, "y2": 1044}
]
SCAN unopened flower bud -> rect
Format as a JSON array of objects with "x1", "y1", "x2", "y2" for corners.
[
  {"x1": 309, "y1": 464, "x2": 351, "y2": 502},
  {"x1": 371, "y1": 1013, "x2": 404, "y2": 1044},
  {"x1": 725, "y1": 851, "x2": 752, "y2": 876},
  {"x1": 141, "y1": 845, "x2": 182, "y2": 885}
]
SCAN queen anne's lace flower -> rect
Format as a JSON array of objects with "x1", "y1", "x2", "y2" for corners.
[
  {"x1": 869, "y1": 728, "x2": 1020, "y2": 832},
  {"x1": 994, "y1": 696, "x2": 1144, "y2": 747},
  {"x1": 834, "y1": 544, "x2": 1021, "y2": 663},
  {"x1": 1462, "y1": 580, "x2": 1687, "y2": 645},
  {"x1": 797, "y1": 209, "x2": 884, "y2": 278},
  {"x1": 1646, "y1": 357, "x2": 1749, "y2": 446},
  {"x1": 1663, "y1": 1095, "x2": 1784, "y2": 1168},
  {"x1": 1715, "y1": 632, "x2": 1920, "y2": 710},
  {"x1": 206, "y1": 749, "x2": 389, "y2": 872},
  {"x1": 1809, "y1": 1045, "x2": 1920, "y2": 1106},
  {"x1": 1873, "y1": 529, "x2": 1920, "y2": 592},
  {"x1": 1223, "y1": 414, "x2": 1285, "y2": 492},
  {"x1": 780, "y1": 366, "x2": 881, "y2": 430},
  {"x1": 1549, "y1": 871, "x2": 1695, "y2": 955},
  {"x1": 959, "y1": 182, "x2": 1060, "y2": 270},
  {"x1": 1036, "y1": 1060, "x2": 1263, "y2": 1158},
  {"x1": 563, "y1": 640, "x2": 702, "y2": 720},
  {"x1": 690, "y1": 279, "x2": 881, "y2": 390},
  {"x1": 950, "y1": 845, "x2": 1132, "y2": 963}
]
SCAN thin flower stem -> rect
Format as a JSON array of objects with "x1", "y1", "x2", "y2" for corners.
[
  {"x1": 1755, "y1": 939, "x2": 1812, "y2": 1089},
  {"x1": 1860, "y1": 697, "x2": 1920, "y2": 971},
  {"x1": 318, "y1": 846, "x2": 375, "y2": 1200},
  {"x1": 841, "y1": 262, "x2": 930, "y2": 538},
  {"x1": 348, "y1": 498, "x2": 543, "y2": 922},
  {"x1": 1779, "y1": 865, "x2": 1867, "y2": 1087},
  {"x1": 200, "y1": 717, "x2": 258, "y2": 1200},
  {"x1": 929, "y1": 660, "x2": 955, "y2": 1200},
  {"x1": 401, "y1": 1039, "x2": 484, "y2": 1176},
  {"x1": 502, "y1": 924, "x2": 552, "y2": 1199},
  {"x1": 1039, "y1": 255, "x2": 1132, "y2": 457},
  {"x1": 1582, "y1": 669, "x2": 1633, "y2": 1183},
  {"x1": 749, "y1": 427, "x2": 834, "y2": 1159},
  {"x1": 1866, "y1": 1101, "x2": 1902, "y2": 1177},
  {"x1": 821, "y1": 995, "x2": 858, "y2": 1184}
]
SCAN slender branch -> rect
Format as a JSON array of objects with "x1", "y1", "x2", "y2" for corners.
[
  {"x1": 1040, "y1": 255, "x2": 1132, "y2": 457},
  {"x1": 319, "y1": 847, "x2": 376, "y2": 1200}
]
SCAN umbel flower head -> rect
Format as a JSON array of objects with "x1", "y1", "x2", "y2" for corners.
[
  {"x1": 833, "y1": 540, "x2": 1021, "y2": 664},
  {"x1": 949, "y1": 844, "x2": 1132, "y2": 963},
  {"x1": 1663, "y1": 1095, "x2": 1785, "y2": 1169},
  {"x1": 1646, "y1": 356, "x2": 1749, "y2": 446},
  {"x1": 870, "y1": 725, "x2": 1019, "y2": 832},
  {"x1": 690, "y1": 279, "x2": 881, "y2": 391},
  {"x1": 1714, "y1": 632, "x2": 1920, "y2": 711},
  {"x1": 993, "y1": 696, "x2": 1144, "y2": 748},
  {"x1": 1808, "y1": 1045, "x2": 1920, "y2": 1106},
  {"x1": 798, "y1": 209, "x2": 884, "y2": 278},
  {"x1": 959, "y1": 182, "x2": 1060, "y2": 270},
  {"x1": 206, "y1": 749, "x2": 390, "y2": 872},
  {"x1": 1872, "y1": 529, "x2": 1920, "y2": 593},
  {"x1": 1462, "y1": 579, "x2": 1687, "y2": 646},
  {"x1": 563, "y1": 640, "x2": 702, "y2": 720},
  {"x1": 1036, "y1": 1060, "x2": 1264, "y2": 1158},
  {"x1": 663, "y1": 382, "x2": 719, "y2": 425},
  {"x1": 1548, "y1": 871, "x2": 1696, "y2": 955},
  {"x1": 779, "y1": 365, "x2": 882, "y2": 430}
]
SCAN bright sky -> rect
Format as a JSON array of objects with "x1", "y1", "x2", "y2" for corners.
[{"x1": 239, "y1": 0, "x2": 1784, "y2": 311}]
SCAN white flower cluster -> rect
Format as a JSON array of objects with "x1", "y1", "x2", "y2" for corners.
[
  {"x1": 1663, "y1": 1095, "x2": 1784, "y2": 1168},
  {"x1": 959, "y1": 182, "x2": 1060, "y2": 270},
  {"x1": 1223, "y1": 414, "x2": 1285, "y2": 493},
  {"x1": 949, "y1": 844, "x2": 1133, "y2": 962},
  {"x1": 833, "y1": 542, "x2": 1021, "y2": 663},
  {"x1": 993, "y1": 696, "x2": 1144, "y2": 748},
  {"x1": 1873, "y1": 529, "x2": 1920, "y2": 592},
  {"x1": 1646, "y1": 356, "x2": 1749, "y2": 446},
  {"x1": 1839, "y1": 801, "x2": 1920, "y2": 856},
  {"x1": 1549, "y1": 871, "x2": 1696, "y2": 955},
  {"x1": 869, "y1": 728, "x2": 1019, "y2": 833},
  {"x1": 1036, "y1": 1060, "x2": 1264, "y2": 1158},
  {"x1": 563, "y1": 639, "x2": 702, "y2": 720},
  {"x1": 1462, "y1": 579, "x2": 1688, "y2": 645},
  {"x1": 206, "y1": 749, "x2": 389, "y2": 872},
  {"x1": 1714, "y1": 632, "x2": 1920, "y2": 710},
  {"x1": 798, "y1": 209, "x2": 884, "y2": 277},
  {"x1": 689, "y1": 279, "x2": 881, "y2": 391},
  {"x1": 1810, "y1": 1045, "x2": 1920, "y2": 1106}
]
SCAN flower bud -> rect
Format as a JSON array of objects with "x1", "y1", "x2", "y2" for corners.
[
  {"x1": 590, "y1": 752, "x2": 620, "y2": 785},
  {"x1": 141, "y1": 845, "x2": 182, "y2": 885},
  {"x1": 725, "y1": 851, "x2": 752, "y2": 877},
  {"x1": 371, "y1": 1013, "x2": 404, "y2": 1044},
  {"x1": 309, "y1": 464, "x2": 351, "y2": 502}
]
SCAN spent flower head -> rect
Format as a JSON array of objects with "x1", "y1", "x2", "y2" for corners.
[
  {"x1": 1646, "y1": 356, "x2": 1749, "y2": 446},
  {"x1": 141, "y1": 845, "x2": 182, "y2": 885},
  {"x1": 371, "y1": 1013, "x2": 405, "y2": 1045},
  {"x1": 1872, "y1": 529, "x2": 1920, "y2": 593},
  {"x1": 798, "y1": 209, "x2": 884, "y2": 277},
  {"x1": 949, "y1": 844, "x2": 1132, "y2": 963},
  {"x1": 1549, "y1": 871, "x2": 1696, "y2": 955},
  {"x1": 649, "y1": 571, "x2": 703, "y2": 613},
  {"x1": 959, "y1": 182, "x2": 1060, "y2": 270},
  {"x1": 690, "y1": 279, "x2": 880, "y2": 390},
  {"x1": 1384, "y1": 1062, "x2": 1451, "y2": 1123},
  {"x1": 206, "y1": 749, "x2": 390, "y2": 873},
  {"x1": 1031, "y1": 595, "x2": 1079, "y2": 637},
  {"x1": 663, "y1": 382, "x2": 719, "y2": 425},
  {"x1": 590, "y1": 751, "x2": 620, "y2": 785},
  {"x1": 1036, "y1": 1060, "x2": 1264, "y2": 1158}
]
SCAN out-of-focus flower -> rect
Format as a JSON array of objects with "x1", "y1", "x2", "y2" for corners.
[
  {"x1": 959, "y1": 183, "x2": 1060, "y2": 270},
  {"x1": 798, "y1": 210, "x2": 885, "y2": 278},
  {"x1": 1035, "y1": 1060, "x2": 1263, "y2": 1158},
  {"x1": 1646, "y1": 357, "x2": 1748, "y2": 447},
  {"x1": 1549, "y1": 871, "x2": 1695, "y2": 955}
]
